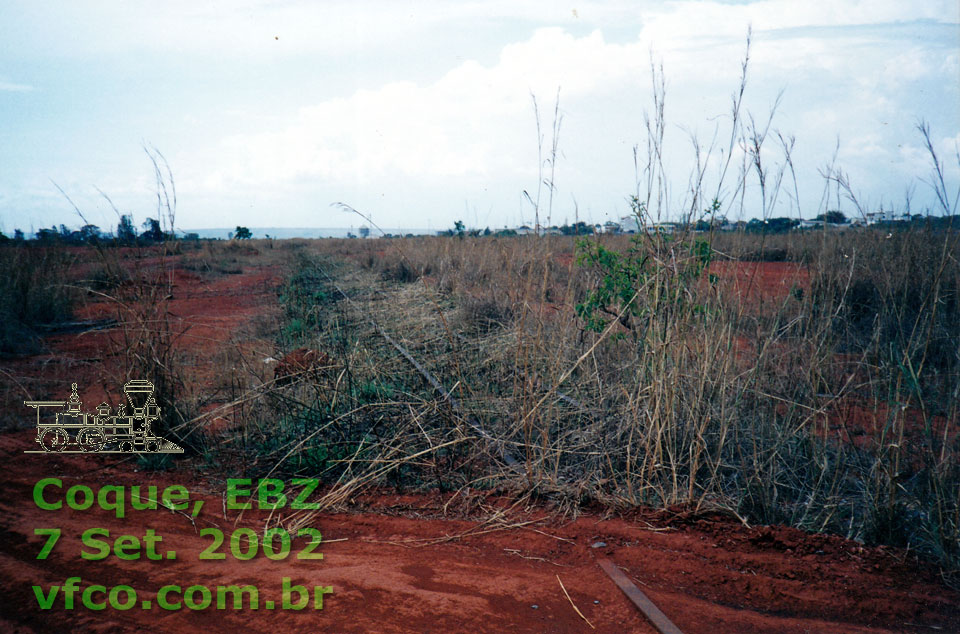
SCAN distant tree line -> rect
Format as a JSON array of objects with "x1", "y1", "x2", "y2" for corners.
[
  {"x1": 436, "y1": 220, "x2": 597, "y2": 238},
  {"x1": 4, "y1": 213, "x2": 957, "y2": 245},
  {"x1": 741, "y1": 212, "x2": 960, "y2": 234},
  {"x1": 0, "y1": 215, "x2": 205, "y2": 245}
]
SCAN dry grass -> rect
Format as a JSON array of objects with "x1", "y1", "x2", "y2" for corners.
[
  {"x1": 258, "y1": 224, "x2": 955, "y2": 581},
  {"x1": 0, "y1": 244, "x2": 78, "y2": 355}
]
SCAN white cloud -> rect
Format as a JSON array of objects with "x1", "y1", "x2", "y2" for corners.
[
  {"x1": 843, "y1": 132, "x2": 890, "y2": 160},
  {"x1": 189, "y1": 28, "x2": 648, "y2": 190},
  {"x1": 0, "y1": 79, "x2": 33, "y2": 92},
  {"x1": 637, "y1": 0, "x2": 955, "y2": 42}
]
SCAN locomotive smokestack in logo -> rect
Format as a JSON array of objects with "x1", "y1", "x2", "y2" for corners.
[{"x1": 24, "y1": 382, "x2": 184, "y2": 453}]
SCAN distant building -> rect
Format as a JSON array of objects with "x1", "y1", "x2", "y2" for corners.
[
  {"x1": 863, "y1": 210, "x2": 910, "y2": 225},
  {"x1": 717, "y1": 220, "x2": 737, "y2": 231},
  {"x1": 796, "y1": 219, "x2": 850, "y2": 231},
  {"x1": 648, "y1": 222, "x2": 679, "y2": 234},
  {"x1": 619, "y1": 216, "x2": 641, "y2": 233}
]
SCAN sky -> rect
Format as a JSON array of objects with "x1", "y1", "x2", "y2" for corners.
[{"x1": 1, "y1": 1, "x2": 958, "y2": 235}]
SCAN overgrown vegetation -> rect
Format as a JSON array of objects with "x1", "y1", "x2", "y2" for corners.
[
  {"x1": 0, "y1": 244, "x2": 77, "y2": 354},
  {"x1": 203, "y1": 38, "x2": 960, "y2": 586},
  {"x1": 266, "y1": 221, "x2": 957, "y2": 584},
  {"x1": 4, "y1": 36, "x2": 957, "y2": 589}
]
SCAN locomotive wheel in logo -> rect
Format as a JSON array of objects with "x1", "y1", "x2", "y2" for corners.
[
  {"x1": 76, "y1": 428, "x2": 106, "y2": 452},
  {"x1": 145, "y1": 439, "x2": 160, "y2": 452},
  {"x1": 39, "y1": 428, "x2": 69, "y2": 452},
  {"x1": 119, "y1": 440, "x2": 134, "y2": 452}
]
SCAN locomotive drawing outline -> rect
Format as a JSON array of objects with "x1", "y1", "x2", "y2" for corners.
[{"x1": 24, "y1": 381, "x2": 184, "y2": 454}]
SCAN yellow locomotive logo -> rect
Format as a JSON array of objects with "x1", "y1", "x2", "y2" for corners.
[{"x1": 24, "y1": 381, "x2": 184, "y2": 454}]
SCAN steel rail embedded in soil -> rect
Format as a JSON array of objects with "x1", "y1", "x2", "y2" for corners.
[{"x1": 598, "y1": 558, "x2": 684, "y2": 634}]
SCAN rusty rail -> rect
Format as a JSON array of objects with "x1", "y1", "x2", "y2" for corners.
[{"x1": 597, "y1": 558, "x2": 684, "y2": 634}]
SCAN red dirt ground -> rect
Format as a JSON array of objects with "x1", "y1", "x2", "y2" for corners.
[
  {"x1": 2, "y1": 252, "x2": 958, "y2": 633},
  {"x1": 709, "y1": 260, "x2": 810, "y2": 304},
  {"x1": 1, "y1": 255, "x2": 283, "y2": 414},
  {"x1": 1, "y1": 433, "x2": 957, "y2": 633}
]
